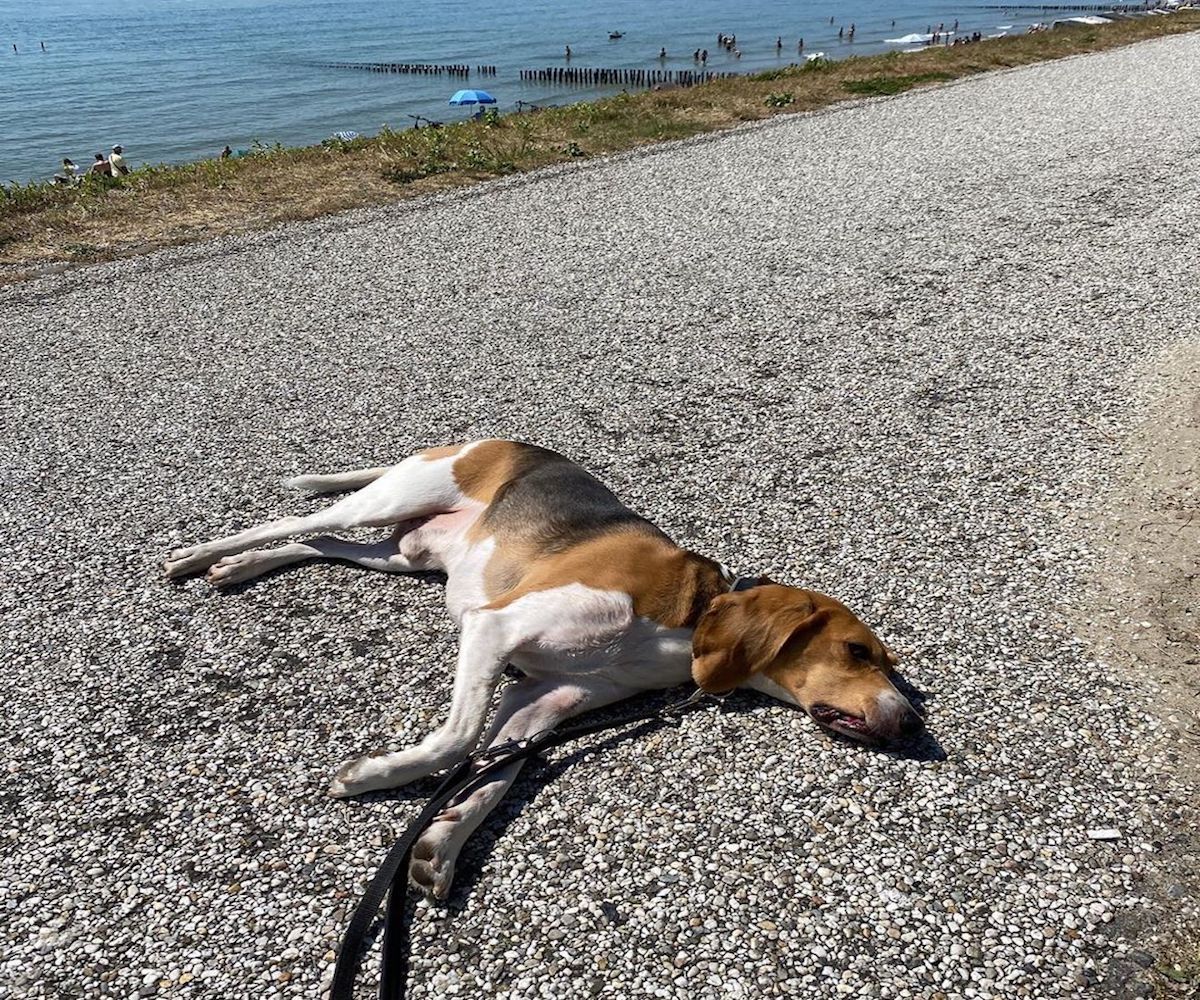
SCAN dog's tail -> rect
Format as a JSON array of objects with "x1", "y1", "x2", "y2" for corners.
[{"x1": 282, "y1": 466, "x2": 392, "y2": 494}]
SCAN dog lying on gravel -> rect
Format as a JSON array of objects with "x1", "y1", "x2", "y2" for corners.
[{"x1": 165, "y1": 440, "x2": 923, "y2": 898}]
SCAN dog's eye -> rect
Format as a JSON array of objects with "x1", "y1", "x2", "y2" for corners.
[{"x1": 847, "y1": 642, "x2": 872, "y2": 662}]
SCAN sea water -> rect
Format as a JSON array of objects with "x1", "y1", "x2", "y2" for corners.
[{"x1": 0, "y1": 0, "x2": 1051, "y2": 184}]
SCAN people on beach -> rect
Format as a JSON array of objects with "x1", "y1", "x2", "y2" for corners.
[
  {"x1": 220, "y1": 145, "x2": 233, "y2": 159},
  {"x1": 89, "y1": 152, "x2": 112, "y2": 176},
  {"x1": 54, "y1": 158, "x2": 81, "y2": 185},
  {"x1": 700, "y1": 49, "x2": 707, "y2": 64},
  {"x1": 109, "y1": 144, "x2": 129, "y2": 175},
  {"x1": 848, "y1": 23, "x2": 856, "y2": 40}
]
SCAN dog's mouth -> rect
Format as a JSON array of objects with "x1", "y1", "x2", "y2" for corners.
[{"x1": 810, "y1": 704, "x2": 874, "y2": 741}]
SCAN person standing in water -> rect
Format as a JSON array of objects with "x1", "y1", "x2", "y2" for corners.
[
  {"x1": 565, "y1": 44, "x2": 571, "y2": 59},
  {"x1": 659, "y1": 46, "x2": 666, "y2": 59}
]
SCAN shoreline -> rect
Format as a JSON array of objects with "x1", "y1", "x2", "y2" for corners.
[{"x1": 2, "y1": 9, "x2": 1198, "y2": 283}]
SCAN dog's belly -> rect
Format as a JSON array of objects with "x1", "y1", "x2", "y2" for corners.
[
  {"x1": 512, "y1": 618, "x2": 695, "y2": 689},
  {"x1": 402, "y1": 508, "x2": 492, "y2": 622}
]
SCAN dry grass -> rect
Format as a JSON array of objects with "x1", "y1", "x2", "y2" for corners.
[{"x1": 3, "y1": 13, "x2": 1198, "y2": 281}]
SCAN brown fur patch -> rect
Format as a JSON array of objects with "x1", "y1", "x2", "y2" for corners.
[
  {"x1": 420, "y1": 444, "x2": 465, "y2": 461},
  {"x1": 486, "y1": 530, "x2": 727, "y2": 629},
  {"x1": 451, "y1": 440, "x2": 523, "y2": 505}
]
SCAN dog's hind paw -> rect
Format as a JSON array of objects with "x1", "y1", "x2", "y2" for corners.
[
  {"x1": 206, "y1": 553, "x2": 260, "y2": 588},
  {"x1": 163, "y1": 545, "x2": 215, "y2": 579}
]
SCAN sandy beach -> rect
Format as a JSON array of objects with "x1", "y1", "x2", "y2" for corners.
[{"x1": 2, "y1": 29, "x2": 1199, "y2": 1000}]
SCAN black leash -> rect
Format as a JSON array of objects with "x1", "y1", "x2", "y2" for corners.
[{"x1": 330, "y1": 686, "x2": 725, "y2": 1000}]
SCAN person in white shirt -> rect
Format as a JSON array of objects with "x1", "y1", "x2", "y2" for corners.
[{"x1": 109, "y1": 145, "x2": 129, "y2": 176}]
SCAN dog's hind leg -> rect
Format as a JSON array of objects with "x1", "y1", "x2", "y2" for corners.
[
  {"x1": 164, "y1": 447, "x2": 476, "y2": 579},
  {"x1": 204, "y1": 528, "x2": 429, "y2": 588},
  {"x1": 283, "y1": 466, "x2": 392, "y2": 495},
  {"x1": 406, "y1": 676, "x2": 637, "y2": 901}
]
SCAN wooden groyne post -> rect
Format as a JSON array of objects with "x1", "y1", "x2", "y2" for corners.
[{"x1": 518, "y1": 66, "x2": 734, "y2": 87}]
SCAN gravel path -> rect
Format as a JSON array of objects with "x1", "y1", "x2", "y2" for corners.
[{"x1": 3, "y1": 32, "x2": 1200, "y2": 1000}]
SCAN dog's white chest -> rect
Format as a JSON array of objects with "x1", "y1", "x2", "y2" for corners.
[{"x1": 504, "y1": 585, "x2": 694, "y2": 686}]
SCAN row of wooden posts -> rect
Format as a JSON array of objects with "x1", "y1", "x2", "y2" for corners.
[
  {"x1": 980, "y1": 2, "x2": 1159, "y2": 7},
  {"x1": 519, "y1": 66, "x2": 736, "y2": 86},
  {"x1": 319, "y1": 62, "x2": 735, "y2": 88},
  {"x1": 320, "y1": 62, "x2": 482, "y2": 78}
]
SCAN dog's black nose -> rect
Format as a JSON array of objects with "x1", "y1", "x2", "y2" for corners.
[{"x1": 898, "y1": 710, "x2": 925, "y2": 739}]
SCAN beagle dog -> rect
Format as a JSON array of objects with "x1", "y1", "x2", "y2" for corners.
[{"x1": 164, "y1": 440, "x2": 923, "y2": 899}]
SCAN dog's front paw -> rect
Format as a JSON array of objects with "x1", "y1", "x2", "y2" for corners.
[
  {"x1": 408, "y1": 811, "x2": 461, "y2": 901},
  {"x1": 328, "y1": 744, "x2": 453, "y2": 797},
  {"x1": 327, "y1": 753, "x2": 389, "y2": 798},
  {"x1": 328, "y1": 749, "x2": 426, "y2": 798}
]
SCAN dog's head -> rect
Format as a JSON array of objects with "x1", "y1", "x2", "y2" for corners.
[{"x1": 691, "y1": 583, "x2": 923, "y2": 746}]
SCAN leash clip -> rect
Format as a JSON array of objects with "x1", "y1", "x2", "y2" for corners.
[
  {"x1": 662, "y1": 686, "x2": 730, "y2": 720},
  {"x1": 470, "y1": 737, "x2": 530, "y2": 762}
]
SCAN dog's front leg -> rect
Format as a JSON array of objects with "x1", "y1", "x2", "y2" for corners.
[
  {"x1": 328, "y1": 608, "x2": 515, "y2": 797},
  {"x1": 408, "y1": 676, "x2": 636, "y2": 900}
]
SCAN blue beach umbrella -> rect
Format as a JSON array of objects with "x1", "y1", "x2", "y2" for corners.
[{"x1": 448, "y1": 89, "x2": 497, "y2": 106}]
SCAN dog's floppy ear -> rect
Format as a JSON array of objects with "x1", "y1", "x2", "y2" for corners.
[{"x1": 691, "y1": 585, "x2": 828, "y2": 693}]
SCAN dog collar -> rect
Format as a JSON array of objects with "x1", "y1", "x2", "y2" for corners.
[{"x1": 730, "y1": 576, "x2": 763, "y2": 592}]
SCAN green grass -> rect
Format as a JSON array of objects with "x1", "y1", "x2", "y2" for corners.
[{"x1": 842, "y1": 71, "x2": 956, "y2": 96}]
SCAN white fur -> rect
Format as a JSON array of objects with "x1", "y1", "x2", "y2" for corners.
[{"x1": 744, "y1": 671, "x2": 800, "y2": 706}]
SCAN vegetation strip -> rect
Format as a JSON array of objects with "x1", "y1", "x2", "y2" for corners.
[{"x1": 2, "y1": 13, "x2": 1197, "y2": 280}]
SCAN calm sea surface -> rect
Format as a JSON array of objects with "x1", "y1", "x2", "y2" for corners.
[{"x1": 1, "y1": 0, "x2": 1047, "y2": 184}]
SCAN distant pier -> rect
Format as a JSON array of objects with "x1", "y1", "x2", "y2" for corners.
[{"x1": 519, "y1": 66, "x2": 736, "y2": 87}]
